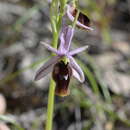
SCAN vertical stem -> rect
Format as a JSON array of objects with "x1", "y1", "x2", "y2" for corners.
[
  {"x1": 45, "y1": 79, "x2": 56, "y2": 130},
  {"x1": 52, "y1": 32, "x2": 58, "y2": 49},
  {"x1": 72, "y1": 10, "x2": 80, "y2": 29},
  {"x1": 45, "y1": 0, "x2": 67, "y2": 129},
  {"x1": 45, "y1": 33, "x2": 58, "y2": 130},
  {"x1": 45, "y1": 4, "x2": 58, "y2": 129}
]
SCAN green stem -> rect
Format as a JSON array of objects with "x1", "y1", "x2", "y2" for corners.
[
  {"x1": 72, "y1": 10, "x2": 80, "y2": 28},
  {"x1": 45, "y1": 34, "x2": 57, "y2": 130},
  {"x1": 52, "y1": 32, "x2": 58, "y2": 49},
  {"x1": 45, "y1": 1, "x2": 58, "y2": 130},
  {"x1": 45, "y1": 79, "x2": 56, "y2": 130},
  {"x1": 57, "y1": 0, "x2": 67, "y2": 33},
  {"x1": 45, "y1": 0, "x2": 67, "y2": 129}
]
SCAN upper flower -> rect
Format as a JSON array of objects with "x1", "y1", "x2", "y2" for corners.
[
  {"x1": 34, "y1": 26, "x2": 88, "y2": 83},
  {"x1": 66, "y1": 4, "x2": 93, "y2": 31}
]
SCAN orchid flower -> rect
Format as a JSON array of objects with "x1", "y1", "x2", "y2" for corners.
[
  {"x1": 66, "y1": 4, "x2": 93, "y2": 31},
  {"x1": 35, "y1": 26, "x2": 88, "y2": 96}
]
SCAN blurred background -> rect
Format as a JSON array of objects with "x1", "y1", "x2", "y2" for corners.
[{"x1": 0, "y1": 0, "x2": 130, "y2": 130}]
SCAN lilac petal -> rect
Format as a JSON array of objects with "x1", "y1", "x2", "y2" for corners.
[
  {"x1": 34, "y1": 56, "x2": 60, "y2": 81},
  {"x1": 72, "y1": 68, "x2": 83, "y2": 82},
  {"x1": 66, "y1": 5, "x2": 93, "y2": 31},
  {"x1": 68, "y1": 56, "x2": 85, "y2": 82},
  {"x1": 40, "y1": 42, "x2": 58, "y2": 54},
  {"x1": 62, "y1": 26, "x2": 74, "y2": 51},
  {"x1": 69, "y1": 45, "x2": 89, "y2": 56},
  {"x1": 58, "y1": 33, "x2": 66, "y2": 53},
  {"x1": 76, "y1": 20, "x2": 93, "y2": 31}
]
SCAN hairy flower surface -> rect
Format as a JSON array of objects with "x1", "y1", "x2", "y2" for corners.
[
  {"x1": 35, "y1": 26, "x2": 88, "y2": 96},
  {"x1": 52, "y1": 61, "x2": 72, "y2": 96}
]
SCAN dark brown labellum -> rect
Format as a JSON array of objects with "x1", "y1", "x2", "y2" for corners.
[
  {"x1": 52, "y1": 61, "x2": 72, "y2": 97},
  {"x1": 72, "y1": 8, "x2": 90, "y2": 29}
]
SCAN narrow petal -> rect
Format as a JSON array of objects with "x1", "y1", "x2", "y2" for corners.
[
  {"x1": 34, "y1": 56, "x2": 60, "y2": 81},
  {"x1": 64, "y1": 26, "x2": 74, "y2": 51},
  {"x1": 40, "y1": 42, "x2": 58, "y2": 54},
  {"x1": 76, "y1": 20, "x2": 93, "y2": 31},
  {"x1": 66, "y1": 5, "x2": 93, "y2": 31},
  {"x1": 60, "y1": 26, "x2": 74, "y2": 52},
  {"x1": 69, "y1": 45, "x2": 89, "y2": 56},
  {"x1": 58, "y1": 33, "x2": 66, "y2": 53},
  {"x1": 72, "y1": 68, "x2": 83, "y2": 82},
  {"x1": 68, "y1": 56, "x2": 85, "y2": 82}
]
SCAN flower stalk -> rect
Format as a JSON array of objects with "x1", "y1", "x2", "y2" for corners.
[
  {"x1": 45, "y1": 79, "x2": 55, "y2": 130},
  {"x1": 45, "y1": 0, "x2": 66, "y2": 130},
  {"x1": 45, "y1": 1, "x2": 58, "y2": 130},
  {"x1": 72, "y1": 9, "x2": 80, "y2": 28}
]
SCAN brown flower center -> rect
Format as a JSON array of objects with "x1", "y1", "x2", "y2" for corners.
[
  {"x1": 52, "y1": 61, "x2": 72, "y2": 97},
  {"x1": 72, "y1": 8, "x2": 90, "y2": 27}
]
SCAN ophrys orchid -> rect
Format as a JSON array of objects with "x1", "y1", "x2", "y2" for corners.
[{"x1": 35, "y1": 26, "x2": 88, "y2": 96}]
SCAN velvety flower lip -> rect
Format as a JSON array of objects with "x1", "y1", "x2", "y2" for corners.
[
  {"x1": 66, "y1": 4, "x2": 93, "y2": 31},
  {"x1": 52, "y1": 61, "x2": 72, "y2": 97},
  {"x1": 34, "y1": 26, "x2": 88, "y2": 83}
]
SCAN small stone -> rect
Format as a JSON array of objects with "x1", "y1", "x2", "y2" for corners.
[
  {"x1": 112, "y1": 41, "x2": 130, "y2": 55},
  {"x1": 0, "y1": 94, "x2": 6, "y2": 114},
  {"x1": 0, "y1": 123, "x2": 10, "y2": 130}
]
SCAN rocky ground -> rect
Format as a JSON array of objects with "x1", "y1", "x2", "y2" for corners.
[{"x1": 0, "y1": 0, "x2": 130, "y2": 130}]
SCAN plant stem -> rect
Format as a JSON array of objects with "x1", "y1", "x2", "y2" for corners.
[
  {"x1": 45, "y1": 34, "x2": 58, "y2": 130},
  {"x1": 45, "y1": 79, "x2": 56, "y2": 130},
  {"x1": 45, "y1": 0, "x2": 67, "y2": 129},
  {"x1": 72, "y1": 10, "x2": 80, "y2": 29},
  {"x1": 45, "y1": 1, "x2": 58, "y2": 129}
]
